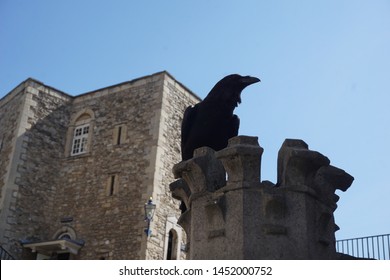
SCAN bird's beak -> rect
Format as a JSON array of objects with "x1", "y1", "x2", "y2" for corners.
[{"x1": 240, "y1": 76, "x2": 261, "y2": 85}]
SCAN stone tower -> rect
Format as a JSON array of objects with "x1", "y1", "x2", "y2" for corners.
[
  {"x1": 170, "y1": 136, "x2": 354, "y2": 259},
  {"x1": 0, "y1": 71, "x2": 199, "y2": 259}
]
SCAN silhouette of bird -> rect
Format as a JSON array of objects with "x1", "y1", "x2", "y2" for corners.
[{"x1": 181, "y1": 74, "x2": 260, "y2": 160}]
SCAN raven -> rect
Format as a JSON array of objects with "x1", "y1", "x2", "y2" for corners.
[{"x1": 181, "y1": 74, "x2": 260, "y2": 160}]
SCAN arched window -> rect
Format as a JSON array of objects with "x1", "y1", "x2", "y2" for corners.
[
  {"x1": 66, "y1": 109, "x2": 95, "y2": 157},
  {"x1": 166, "y1": 229, "x2": 178, "y2": 260},
  {"x1": 164, "y1": 216, "x2": 183, "y2": 260}
]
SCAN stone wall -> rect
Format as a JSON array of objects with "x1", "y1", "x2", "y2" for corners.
[
  {"x1": 145, "y1": 73, "x2": 199, "y2": 260},
  {"x1": 0, "y1": 86, "x2": 27, "y2": 256},
  {"x1": 0, "y1": 72, "x2": 199, "y2": 260},
  {"x1": 0, "y1": 80, "x2": 72, "y2": 258},
  {"x1": 53, "y1": 73, "x2": 170, "y2": 259}
]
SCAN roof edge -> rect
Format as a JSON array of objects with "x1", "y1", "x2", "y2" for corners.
[
  {"x1": 75, "y1": 71, "x2": 169, "y2": 98},
  {"x1": 1, "y1": 71, "x2": 202, "y2": 104},
  {"x1": 76, "y1": 70, "x2": 201, "y2": 101},
  {"x1": 0, "y1": 78, "x2": 73, "y2": 104}
]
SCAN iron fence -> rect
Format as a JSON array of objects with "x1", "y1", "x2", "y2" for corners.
[
  {"x1": 336, "y1": 233, "x2": 390, "y2": 260},
  {"x1": 0, "y1": 245, "x2": 15, "y2": 260}
]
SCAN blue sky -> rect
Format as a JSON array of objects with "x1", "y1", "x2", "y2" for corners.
[{"x1": 1, "y1": 0, "x2": 389, "y2": 240}]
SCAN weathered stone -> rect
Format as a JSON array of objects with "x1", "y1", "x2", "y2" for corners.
[
  {"x1": 216, "y1": 136, "x2": 263, "y2": 183},
  {"x1": 169, "y1": 179, "x2": 191, "y2": 209},
  {"x1": 277, "y1": 138, "x2": 330, "y2": 187},
  {"x1": 171, "y1": 136, "x2": 354, "y2": 260},
  {"x1": 0, "y1": 72, "x2": 199, "y2": 260},
  {"x1": 173, "y1": 146, "x2": 226, "y2": 195},
  {"x1": 315, "y1": 165, "x2": 354, "y2": 192}
]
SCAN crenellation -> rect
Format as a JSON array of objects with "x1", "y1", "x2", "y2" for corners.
[
  {"x1": 171, "y1": 135, "x2": 355, "y2": 259},
  {"x1": 216, "y1": 136, "x2": 263, "y2": 184}
]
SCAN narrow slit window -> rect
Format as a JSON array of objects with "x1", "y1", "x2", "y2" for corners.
[
  {"x1": 107, "y1": 175, "x2": 118, "y2": 196},
  {"x1": 109, "y1": 175, "x2": 115, "y2": 196},
  {"x1": 113, "y1": 124, "x2": 126, "y2": 146},
  {"x1": 117, "y1": 126, "x2": 122, "y2": 145}
]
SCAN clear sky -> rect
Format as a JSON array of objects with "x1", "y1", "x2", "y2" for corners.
[{"x1": 1, "y1": 0, "x2": 389, "y2": 240}]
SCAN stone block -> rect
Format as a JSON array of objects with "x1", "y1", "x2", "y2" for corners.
[
  {"x1": 172, "y1": 147, "x2": 226, "y2": 195},
  {"x1": 216, "y1": 136, "x2": 263, "y2": 183},
  {"x1": 277, "y1": 138, "x2": 330, "y2": 187},
  {"x1": 169, "y1": 179, "x2": 191, "y2": 209}
]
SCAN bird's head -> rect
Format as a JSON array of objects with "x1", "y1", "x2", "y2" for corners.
[{"x1": 204, "y1": 74, "x2": 260, "y2": 108}]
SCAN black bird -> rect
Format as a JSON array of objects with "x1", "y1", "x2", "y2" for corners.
[{"x1": 181, "y1": 74, "x2": 260, "y2": 160}]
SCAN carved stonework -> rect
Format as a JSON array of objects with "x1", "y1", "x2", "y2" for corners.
[{"x1": 170, "y1": 135, "x2": 354, "y2": 259}]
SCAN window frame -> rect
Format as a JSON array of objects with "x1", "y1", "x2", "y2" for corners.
[
  {"x1": 164, "y1": 216, "x2": 183, "y2": 260},
  {"x1": 70, "y1": 123, "x2": 90, "y2": 156},
  {"x1": 65, "y1": 109, "x2": 95, "y2": 158},
  {"x1": 106, "y1": 174, "x2": 119, "y2": 196},
  {"x1": 113, "y1": 124, "x2": 127, "y2": 146}
]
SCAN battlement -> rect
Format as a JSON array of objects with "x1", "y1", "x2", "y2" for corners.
[{"x1": 170, "y1": 136, "x2": 354, "y2": 259}]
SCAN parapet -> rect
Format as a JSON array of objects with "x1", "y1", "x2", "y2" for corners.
[{"x1": 170, "y1": 136, "x2": 354, "y2": 259}]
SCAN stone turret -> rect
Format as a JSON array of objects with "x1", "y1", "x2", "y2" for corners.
[{"x1": 170, "y1": 136, "x2": 353, "y2": 259}]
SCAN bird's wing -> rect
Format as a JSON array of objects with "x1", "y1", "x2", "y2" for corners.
[
  {"x1": 181, "y1": 105, "x2": 198, "y2": 157},
  {"x1": 228, "y1": 115, "x2": 240, "y2": 139}
]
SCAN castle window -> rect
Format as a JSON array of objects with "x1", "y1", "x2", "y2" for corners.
[
  {"x1": 166, "y1": 229, "x2": 178, "y2": 260},
  {"x1": 106, "y1": 174, "x2": 119, "y2": 196},
  {"x1": 164, "y1": 216, "x2": 182, "y2": 260},
  {"x1": 117, "y1": 126, "x2": 122, "y2": 145},
  {"x1": 113, "y1": 124, "x2": 127, "y2": 146},
  {"x1": 71, "y1": 123, "x2": 90, "y2": 156},
  {"x1": 66, "y1": 109, "x2": 95, "y2": 157}
]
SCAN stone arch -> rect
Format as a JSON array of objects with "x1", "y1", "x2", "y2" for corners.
[
  {"x1": 52, "y1": 226, "x2": 77, "y2": 240},
  {"x1": 69, "y1": 108, "x2": 95, "y2": 126},
  {"x1": 164, "y1": 215, "x2": 183, "y2": 260},
  {"x1": 166, "y1": 229, "x2": 178, "y2": 260}
]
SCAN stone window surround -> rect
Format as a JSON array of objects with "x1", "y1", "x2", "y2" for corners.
[
  {"x1": 106, "y1": 173, "x2": 120, "y2": 196},
  {"x1": 166, "y1": 229, "x2": 178, "y2": 260},
  {"x1": 65, "y1": 108, "x2": 95, "y2": 157},
  {"x1": 112, "y1": 124, "x2": 127, "y2": 146},
  {"x1": 163, "y1": 215, "x2": 183, "y2": 260}
]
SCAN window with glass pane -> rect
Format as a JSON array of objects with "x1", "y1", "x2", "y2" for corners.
[{"x1": 71, "y1": 124, "x2": 90, "y2": 156}]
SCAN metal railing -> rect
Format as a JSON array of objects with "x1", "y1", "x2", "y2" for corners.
[
  {"x1": 0, "y1": 245, "x2": 15, "y2": 260},
  {"x1": 336, "y1": 233, "x2": 390, "y2": 260}
]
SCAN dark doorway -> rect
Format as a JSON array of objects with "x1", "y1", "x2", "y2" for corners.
[{"x1": 166, "y1": 229, "x2": 178, "y2": 260}]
